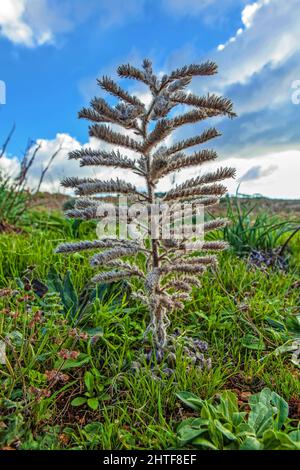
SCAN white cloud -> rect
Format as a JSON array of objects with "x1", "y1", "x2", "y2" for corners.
[
  {"x1": 158, "y1": 149, "x2": 300, "y2": 199},
  {"x1": 238, "y1": 163, "x2": 277, "y2": 182},
  {"x1": 0, "y1": 153, "x2": 20, "y2": 177},
  {"x1": 217, "y1": 0, "x2": 269, "y2": 51},
  {"x1": 216, "y1": 0, "x2": 300, "y2": 87},
  {"x1": 160, "y1": 0, "x2": 300, "y2": 119},
  {"x1": 1, "y1": 131, "x2": 300, "y2": 199},
  {"x1": 1, "y1": 0, "x2": 299, "y2": 199},
  {"x1": 0, "y1": 0, "x2": 53, "y2": 47},
  {"x1": 75, "y1": 0, "x2": 300, "y2": 200},
  {"x1": 241, "y1": 0, "x2": 267, "y2": 28},
  {"x1": 0, "y1": 132, "x2": 146, "y2": 194},
  {"x1": 0, "y1": 0, "x2": 147, "y2": 48},
  {"x1": 226, "y1": 150, "x2": 300, "y2": 199}
]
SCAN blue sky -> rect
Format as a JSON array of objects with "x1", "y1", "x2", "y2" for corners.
[{"x1": 0, "y1": 0, "x2": 300, "y2": 198}]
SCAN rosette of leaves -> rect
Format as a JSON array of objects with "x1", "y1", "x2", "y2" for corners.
[
  {"x1": 176, "y1": 388, "x2": 300, "y2": 450},
  {"x1": 56, "y1": 59, "x2": 236, "y2": 354}
]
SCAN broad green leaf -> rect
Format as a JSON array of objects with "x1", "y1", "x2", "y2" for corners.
[
  {"x1": 249, "y1": 388, "x2": 272, "y2": 407},
  {"x1": 289, "y1": 428, "x2": 300, "y2": 445},
  {"x1": 60, "y1": 354, "x2": 90, "y2": 370},
  {"x1": 47, "y1": 267, "x2": 78, "y2": 317},
  {"x1": 71, "y1": 397, "x2": 87, "y2": 407},
  {"x1": 47, "y1": 267, "x2": 63, "y2": 294},
  {"x1": 248, "y1": 402, "x2": 273, "y2": 437},
  {"x1": 84, "y1": 371, "x2": 94, "y2": 392},
  {"x1": 201, "y1": 402, "x2": 216, "y2": 421},
  {"x1": 262, "y1": 429, "x2": 288, "y2": 450},
  {"x1": 214, "y1": 420, "x2": 237, "y2": 441},
  {"x1": 217, "y1": 391, "x2": 238, "y2": 420},
  {"x1": 232, "y1": 411, "x2": 247, "y2": 427},
  {"x1": 208, "y1": 419, "x2": 223, "y2": 448},
  {"x1": 236, "y1": 422, "x2": 255, "y2": 437},
  {"x1": 178, "y1": 426, "x2": 206, "y2": 445},
  {"x1": 176, "y1": 391, "x2": 203, "y2": 411},
  {"x1": 276, "y1": 433, "x2": 300, "y2": 450},
  {"x1": 191, "y1": 437, "x2": 218, "y2": 450},
  {"x1": 177, "y1": 417, "x2": 209, "y2": 431},
  {"x1": 240, "y1": 437, "x2": 262, "y2": 450},
  {"x1": 84, "y1": 422, "x2": 103, "y2": 435},
  {"x1": 87, "y1": 398, "x2": 99, "y2": 411},
  {"x1": 270, "y1": 391, "x2": 289, "y2": 430},
  {"x1": 241, "y1": 334, "x2": 265, "y2": 350},
  {"x1": 62, "y1": 270, "x2": 78, "y2": 318}
]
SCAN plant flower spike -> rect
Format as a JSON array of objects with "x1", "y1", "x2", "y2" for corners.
[{"x1": 56, "y1": 59, "x2": 236, "y2": 356}]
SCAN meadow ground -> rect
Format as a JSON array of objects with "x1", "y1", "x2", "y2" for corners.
[{"x1": 0, "y1": 196, "x2": 299, "y2": 450}]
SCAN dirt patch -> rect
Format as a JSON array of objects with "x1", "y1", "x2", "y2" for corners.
[
  {"x1": 288, "y1": 396, "x2": 300, "y2": 421},
  {"x1": 226, "y1": 373, "x2": 265, "y2": 393},
  {"x1": 0, "y1": 221, "x2": 23, "y2": 234},
  {"x1": 29, "y1": 192, "x2": 70, "y2": 212}
]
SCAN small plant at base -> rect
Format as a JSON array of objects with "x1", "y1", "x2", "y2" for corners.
[
  {"x1": 176, "y1": 387, "x2": 300, "y2": 450},
  {"x1": 56, "y1": 59, "x2": 236, "y2": 356},
  {"x1": 132, "y1": 330, "x2": 211, "y2": 377},
  {"x1": 71, "y1": 369, "x2": 108, "y2": 411}
]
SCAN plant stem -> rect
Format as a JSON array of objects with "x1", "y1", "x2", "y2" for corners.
[
  {"x1": 147, "y1": 179, "x2": 159, "y2": 268},
  {"x1": 143, "y1": 104, "x2": 159, "y2": 270}
]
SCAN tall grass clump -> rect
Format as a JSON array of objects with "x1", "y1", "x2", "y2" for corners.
[
  {"x1": 220, "y1": 195, "x2": 299, "y2": 269},
  {"x1": 0, "y1": 126, "x2": 62, "y2": 230}
]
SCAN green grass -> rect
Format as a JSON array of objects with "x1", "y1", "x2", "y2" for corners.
[
  {"x1": 210, "y1": 194, "x2": 299, "y2": 256},
  {"x1": 0, "y1": 212, "x2": 299, "y2": 450}
]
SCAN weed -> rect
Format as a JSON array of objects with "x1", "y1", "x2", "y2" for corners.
[{"x1": 176, "y1": 387, "x2": 300, "y2": 450}]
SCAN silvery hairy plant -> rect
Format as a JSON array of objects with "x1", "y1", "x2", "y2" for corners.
[{"x1": 56, "y1": 59, "x2": 236, "y2": 355}]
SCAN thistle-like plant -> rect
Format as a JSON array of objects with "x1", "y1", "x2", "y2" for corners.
[{"x1": 56, "y1": 59, "x2": 236, "y2": 355}]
